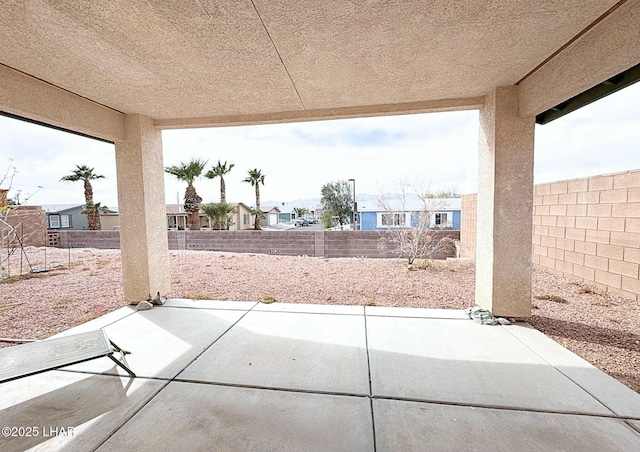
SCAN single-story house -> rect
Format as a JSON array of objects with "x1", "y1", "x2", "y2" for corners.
[
  {"x1": 43, "y1": 204, "x2": 88, "y2": 230},
  {"x1": 166, "y1": 204, "x2": 211, "y2": 230},
  {"x1": 44, "y1": 204, "x2": 119, "y2": 230},
  {"x1": 230, "y1": 203, "x2": 255, "y2": 230},
  {"x1": 278, "y1": 204, "x2": 320, "y2": 223},
  {"x1": 260, "y1": 206, "x2": 281, "y2": 227},
  {"x1": 100, "y1": 211, "x2": 120, "y2": 230},
  {"x1": 89, "y1": 203, "x2": 259, "y2": 231},
  {"x1": 278, "y1": 204, "x2": 298, "y2": 223},
  {"x1": 358, "y1": 197, "x2": 461, "y2": 231}
]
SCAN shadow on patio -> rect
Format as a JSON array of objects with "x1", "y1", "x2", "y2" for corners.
[{"x1": 1, "y1": 301, "x2": 639, "y2": 451}]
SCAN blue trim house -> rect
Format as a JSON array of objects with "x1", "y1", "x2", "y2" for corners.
[
  {"x1": 358, "y1": 198, "x2": 461, "y2": 231},
  {"x1": 42, "y1": 204, "x2": 87, "y2": 230},
  {"x1": 43, "y1": 204, "x2": 118, "y2": 230},
  {"x1": 278, "y1": 204, "x2": 298, "y2": 223}
]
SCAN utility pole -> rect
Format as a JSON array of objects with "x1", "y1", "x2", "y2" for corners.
[{"x1": 348, "y1": 179, "x2": 356, "y2": 231}]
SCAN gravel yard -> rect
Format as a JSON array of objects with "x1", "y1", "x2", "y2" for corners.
[{"x1": 1, "y1": 247, "x2": 638, "y2": 393}]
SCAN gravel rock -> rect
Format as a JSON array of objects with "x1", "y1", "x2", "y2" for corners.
[
  {"x1": 1, "y1": 247, "x2": 638, "y2": 393},
  {"x1": 136, "y1": 300, "x2": 153, "y2": 311}
]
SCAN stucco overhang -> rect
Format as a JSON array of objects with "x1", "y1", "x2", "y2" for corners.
[{"x1": 1, "y1": 0, "x2": 639, "y2": 135}]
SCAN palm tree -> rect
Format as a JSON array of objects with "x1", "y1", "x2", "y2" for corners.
[
  {"x1": 205, "y1": 160, "x2": 235, "y2": 203},
  {"x1": 243, "y1": 169, "x2": 265, "y2": 230},
  {"x1": 201, "y1": 202, "x2": 235, "y2": 230},
  {"x1": 295, "y1": 207, "x2": 309, "y2": 219},
  {"x1": 165, "y1": 159, "x2": 207, "y2": 230},
  {"x1": 60, "y1": 165, "x2": 105, "y2": 230}
]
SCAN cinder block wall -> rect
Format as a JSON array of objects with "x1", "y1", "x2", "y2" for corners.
[
  {"x1": 56, "y1": 230, "x2": 460, "y2": 259},
  {"x1": 460, "y1": 194, "x2": 477, "y2": 258},
  {"x1": 460, "y1": 169, "x2": 640, "y2": 300},
  {"x1": 58, "y1": 230, "x2": 121, "y2": 249}
]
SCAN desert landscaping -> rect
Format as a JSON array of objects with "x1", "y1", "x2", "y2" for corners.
[{"x1": 1, "y1": 247, "x2": 638, "y2": 393}]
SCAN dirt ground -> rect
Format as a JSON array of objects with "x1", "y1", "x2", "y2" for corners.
[{"x1": 1, "y1": 247, "x2": 638, "y2": 393}]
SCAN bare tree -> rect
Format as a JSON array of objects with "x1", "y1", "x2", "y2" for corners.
[
  {"x1": 377, "y1": 179, "x2": 455, "y2": 268},
  {"x1": 1, "y1": 159, "x2": 45, "y2": 278}
]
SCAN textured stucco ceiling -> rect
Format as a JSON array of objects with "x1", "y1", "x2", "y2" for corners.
[{"x1": 0, "y1": 0, "x2": 621, "y2": 124}]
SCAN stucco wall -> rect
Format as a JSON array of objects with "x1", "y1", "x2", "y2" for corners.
[
  {"x1": 461, "y1": 169, "x2": 640, "y2": 300},
  {"x1": 1, "y1": 206, "x2": 47, "y2": 247},
  {"x1": 54, "y1": 230, "x2": 459, "y2": 259}
]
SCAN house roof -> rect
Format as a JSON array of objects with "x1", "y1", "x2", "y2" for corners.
[
  {"x1": 277, "y1": 204, "x2": 296, "y2": 214},
  {"x1": 261, "y1": 206, "x2": 282, "y2": 214},
  {"x1": 230, "y1": 202, "x2": 252, "y2": 212},
  {"x1": 165, "y1": 204, "x2": 187, "y2": 215},
  {"x1": 41, "y1": 204, "x2": 84, "y2": 213},
  {"x1": 358, "y1": 197, "x2": 461, "y2": 213}
]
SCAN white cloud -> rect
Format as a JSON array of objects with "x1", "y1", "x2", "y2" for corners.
[
  {"x1": 534, "y1": 82, "x2": 640, "y2": 183},
  {"x1": 161, "y1": 110, "x2": 479, "y2": 205}
]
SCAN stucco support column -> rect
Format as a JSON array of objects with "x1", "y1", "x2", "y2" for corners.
[
  {"x1": 115, "y1": 114, "x2": 170, "y2": 302},
  {"x1": 476, "y1": 86, "x2": 534, "y2": 318}
]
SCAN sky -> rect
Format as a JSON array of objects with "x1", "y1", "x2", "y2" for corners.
[{"x1": 1, "y1": 82, "x2": 639, "y2": 210}]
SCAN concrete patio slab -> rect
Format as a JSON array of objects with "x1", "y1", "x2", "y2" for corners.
[
  {"x1": 367, "y1": 316, "x2": 614, "y2": 415},
  {"x1": 52, "y1": 306, "x2": 137, "y2": 336},
  {"x1": 0, "y1": 371, "x2": 164, "y2": 452},
  {"x1": 253, "y1": 302, "x2": 364, "y2": 315},
  {"x1": 365, "y1": 306, "x2": 468, "y2": 319},
  {"x1": 60, "y1": 307, "x2": 247, "y2": 379},
  {"x1": 162, "y1": 299, "x2": 257, "y2": 310},
  {"x1": 2, "y1": 303, "x2": 638, "y2": 451},
  {"x1": 504, "y1": 322, "x2": 640, "y2": 418},
  {"x1": 97, "y1": 381, "x2": 374, "y2": 452},
  {"x1": 373, "y1": 398, "x2": 640, "y2": 452},
  {"x1": 179, "y1": 310, "x2": 370, "y2": 395}
]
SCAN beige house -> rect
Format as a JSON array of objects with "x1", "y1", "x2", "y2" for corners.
[
  {"x1": 99, "y1": 212, "x2": 121, "y2": 231},
  {"x1": 102, "y1": 205, "x2": 213, "y2": 231},
  {"x1": 102, "y1": 204, "x2": 259, "y2": 230},
  {"x1": 166, "y1": 204, "x2": 212, "y2": 230},
  {"x1": 260, "y1": 206, "x2": 281, "y2": 227},
  {"x1": 230, "y1": 203, "x2": 255, "y2": 230}
]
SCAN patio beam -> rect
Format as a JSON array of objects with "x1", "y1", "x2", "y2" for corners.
[
  {"x1": 0, "y1": 64, "x2": 124, "y2": 142},
  {"x1": 153, "y1": 97, "x2": 485, "y2": 129},
  {"x1": 476, "y1": 86, "x2": 534, "y2": 318},
  {"x1": 115, "y1": 114, "x2": 170, "y2": 302},
  {"x1": 519, "y1": 0, "x2": 640, "y2": 117}
]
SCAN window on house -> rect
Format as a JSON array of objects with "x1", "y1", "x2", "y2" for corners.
[
  {"x1": 435, "y1": 213, "x2": 448, "y2": 226},
  {"x1": 60, "y1": 215, "x2": 70, "y2": 228},
  {"x1": 381, "y1": 213, "x2": 405, "y2": 226},
  {"x1": 243, "y1": 213, "x2": 250, "y2": 225},
  {"x1": 49, "y1": 215, "x2": 60, "y2": 228}
]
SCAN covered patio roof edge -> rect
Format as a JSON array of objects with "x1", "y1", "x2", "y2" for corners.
[{"x1": 153, "y1": 96, "x2": 485, "y2": 130}]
